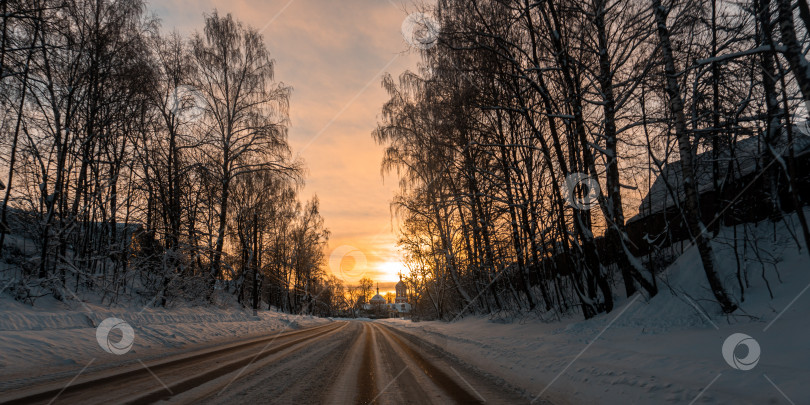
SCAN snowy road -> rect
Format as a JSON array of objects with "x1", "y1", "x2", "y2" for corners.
[{"x1": 0, "y1": 321, "x2": 536, "y2": 404}]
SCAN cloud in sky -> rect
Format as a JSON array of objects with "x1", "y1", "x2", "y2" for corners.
[{"x1": 152, "y1": 0, "x2": 425, "y2": 284}]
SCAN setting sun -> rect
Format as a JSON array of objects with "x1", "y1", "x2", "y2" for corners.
[{"x1": 376, "y1": 261, "x2": 406, "y2": 282}]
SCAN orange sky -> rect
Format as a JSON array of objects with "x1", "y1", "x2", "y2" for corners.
[{"x1": 153, "y1": 0, "x2": 425, "y2": 288}]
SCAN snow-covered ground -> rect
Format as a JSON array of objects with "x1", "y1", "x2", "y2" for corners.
[
  {"x1": 1, "y1": 213, "x2": 808, "y2": 404},
  {"x1": 0, "y1": 298, "x2": 330, "y2": 390},
  {"x1": 382, "y1": 213, "x2": 810, "y2": 404}
]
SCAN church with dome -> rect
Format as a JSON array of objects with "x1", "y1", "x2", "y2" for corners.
[
  {"x1": 362, "y1": 274, "x2": 411, "y2": 317},
  {"x1": 390, "y1": 274, "x2": 412, "y2": 315}
]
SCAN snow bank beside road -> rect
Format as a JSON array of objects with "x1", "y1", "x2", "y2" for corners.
[
  {"x1": 382, "y1": 215, "x2": 810, "y2": 404},
  {"x1": 0, "y1": 300, "x2": 329, "y2": 389}
]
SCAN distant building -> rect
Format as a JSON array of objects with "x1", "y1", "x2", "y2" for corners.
[
  {"x1": 626, "y1": 124, "x2": 810, "y2": 255},
  {"x1": 387, "y1": 274, "x2": 411, "y2": 316},
  {"x1": 369, "y1": 286, "x2": 387, "y2": 308},
  {"x1": 359, "y1": 277, "x2": 412, "y2": 318}
]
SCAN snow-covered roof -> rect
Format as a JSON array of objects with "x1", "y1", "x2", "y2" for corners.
[
  {"x1": 370, "y1": 293, "x2": 386, "y2": 303},
  {"x1": 633, "y1": 123, "x2": 810, "y2": 219}
]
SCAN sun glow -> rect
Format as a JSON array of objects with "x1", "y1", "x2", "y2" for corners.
[{"x1": 376, "y1": 261, "x2": 405, "y2": 282}]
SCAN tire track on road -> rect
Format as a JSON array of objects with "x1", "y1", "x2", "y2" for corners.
[
  {"x1": 370, "y1": 322, "x2": 429, "y2": 404},
  {"x1": 356, "y1": 323, "x2": 379, "y2": 404},
  {"x1": 0, "y1": 322, "x2": 346, "y2": 405},
  {"x1": 378, "y1": 323, "x2": 537, "y2": 404},
  {"x1": 371, "y1": 323, "x2": 483, "y2": 404},
  {"x1": 190, "y1": 321, "x2": 359, "y2": 404}
]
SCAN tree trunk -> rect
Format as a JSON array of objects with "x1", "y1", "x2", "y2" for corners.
[
  {"x1": 759, "y1": 0, "x2": 786, "y2": 221},
  {"x1": 594, "y1": 0, "x2": 657, "y2": 298},
  {"x1": 652, "y1": 0, "x2": 737, "y2": 313},
  {"x1": 777, "y1": 0, "x2": 810, "y2": 113}
]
